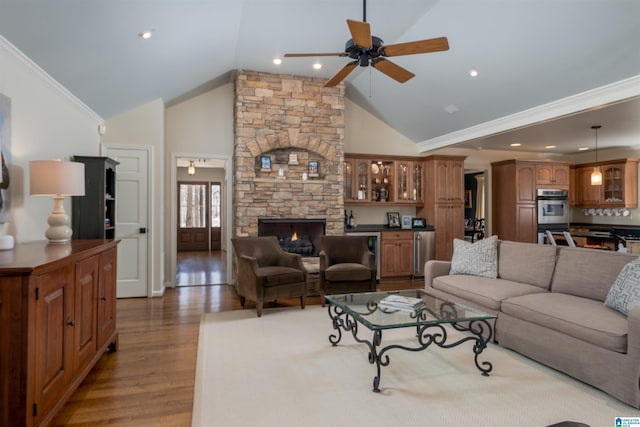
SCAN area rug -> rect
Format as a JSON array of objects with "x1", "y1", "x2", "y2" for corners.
[{"x1": 192, "y1": 306, "x2": 640, "y2": 427}]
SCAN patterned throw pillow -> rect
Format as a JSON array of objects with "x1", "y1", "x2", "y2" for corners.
[
  {"x1": 605, "y1": 257, "x2": 640, "y2": 316},
  {"x1": 449, "y1": 235, "x2": 498, "y2": 279}
]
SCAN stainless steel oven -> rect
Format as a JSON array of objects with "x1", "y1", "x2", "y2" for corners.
[{"x1": 537, "y1": 189, "x2": 569, "y2": 225}]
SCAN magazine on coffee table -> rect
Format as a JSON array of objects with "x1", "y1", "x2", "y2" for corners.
[{"x1": 379, "y1": 294, "x2": 425, "y2": 311}]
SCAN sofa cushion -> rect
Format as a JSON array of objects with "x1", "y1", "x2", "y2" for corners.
[
  {"x1": 324, "y1": 263, "x2": 371, "y2": 281},
  {"x1": 605, "y1": 257, "x2": 640, "y2": 316},
  {"x1": 449, "y1": 235, "x2": 498, "y2": 278},
  {"x1": 432, "y1": 274, "x2": 547, "y2": 311},
  {"x1": 259, "y1": 266, "x2": 305, "y2": 287},
  {"x1": 501, "y1": 293, "x2": 628, "y2": 353},
  {"x1": 497, "y1": 241, "x2": 557, "y2": 289},
  {"x1": 551, "y1": 247, "x2": 639, "y2": 301}
]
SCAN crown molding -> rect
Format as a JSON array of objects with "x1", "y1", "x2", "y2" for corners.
[
  {"x1": 0, "y1": 34, "x2": 103, "y2": 123},
  {"x1": 417, "y1": 74, "x2": 640, "y2": 153}
]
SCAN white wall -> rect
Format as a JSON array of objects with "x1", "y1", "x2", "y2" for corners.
[
  {"x1": 0, "y1": 36, "x2": 102, "y2": 243},
  {"x1": 344, "y1": 99, "x2": 420, "y2": 156},
  {"x1": 100, "y1": 99, "x2": 165, "y2": 296}
]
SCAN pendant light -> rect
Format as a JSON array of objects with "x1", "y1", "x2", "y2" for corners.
[
  {"x1": 590, "y1": 125, "x2": 602, "y2": 186},
  {"x1": 187, "y1": 161, "x2": 196, "y2": 176}
]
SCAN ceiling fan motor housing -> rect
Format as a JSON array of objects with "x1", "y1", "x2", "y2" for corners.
[{"x1": 345, "y1": 35, "x2": 384, "y2": 66}]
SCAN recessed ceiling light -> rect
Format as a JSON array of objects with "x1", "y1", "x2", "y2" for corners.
[
  {"x1": 313, "y1": 63, "x2": 322, "y2": 70},
  {"x1": 138, "y1": 29, "x2": 154, "y2": 39},
  {"x1": 545, "y1": 145, "x2": 556, "y2": 149},
  {"x1": 578, "y1": 147, "x2": 590, "y2": 151},
  {"x1": 444, "y1": 104, "x2": 460, "y2": 114},
  {"x1": 510, "y1": 143, "x2": 522, "y2": 147},
  {"x1": 469, "y1": 68, "x2": 478, "y2": 77},
  {"x1": 273, "y1": 58, "x2": 282, "y2": 65}
]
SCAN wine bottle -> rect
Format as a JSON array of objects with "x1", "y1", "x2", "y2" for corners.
[{"x1": 349, "y1": 210, "x2": 355, "y2": 228}]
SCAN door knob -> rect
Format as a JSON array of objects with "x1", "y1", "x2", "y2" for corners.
[{"x1": 139, "y1": 227, "x2": 147, "y2": 234}]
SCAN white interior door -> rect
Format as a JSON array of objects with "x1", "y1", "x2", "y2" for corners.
[{"x1": 103, "y1": 146, "x2": 149, "y2": 298}]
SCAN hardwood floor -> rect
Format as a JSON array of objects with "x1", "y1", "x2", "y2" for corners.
[
  {"x1": 176, "y1": 250, "x2": 227, "y2": 286},
  {"x1": 51, "y1": 277, "x2": 422, "y2": 426}
]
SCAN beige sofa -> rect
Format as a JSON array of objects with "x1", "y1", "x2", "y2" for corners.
[{"x1": 424, "y1": 240, "x2": 640, "y2": 408}]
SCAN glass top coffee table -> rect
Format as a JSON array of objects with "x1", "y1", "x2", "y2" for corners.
[{"x1": 325, "y1": 289, "x2": 496, "y2": 392}]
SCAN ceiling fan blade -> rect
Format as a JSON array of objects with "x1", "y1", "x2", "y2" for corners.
[
  {"x1": 324, "y1": 61, "x2": 358, "y2": 87},
  {"x1": 381, "y1": 37, "x2": 449, "y2": 57},
  {"x1": 371, "y1": 58, "x2": 415, "y2": 83},
  {"x1": 284, "y1": 52, "x2": 347, "y2": 57},
  {"x1": 347, "y1": 19, "x2": 372, "y2": 49}
]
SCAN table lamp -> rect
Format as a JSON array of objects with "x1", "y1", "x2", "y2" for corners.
[{"x1": 29, "y1": 159, "x2": 85, "y2": 243}]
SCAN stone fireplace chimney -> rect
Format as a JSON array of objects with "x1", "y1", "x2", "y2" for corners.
[{"x1": 233, "y1": 70, "x2": 345, "y2": 238}]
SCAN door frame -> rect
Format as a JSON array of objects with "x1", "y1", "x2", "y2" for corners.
[{"x1": 169, "y1": 152, "x2": 232, "y2": 287}]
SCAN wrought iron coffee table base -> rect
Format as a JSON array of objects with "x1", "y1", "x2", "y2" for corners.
[{"x1": 327, "y1": 304, "x2": 493, "y2": 392}]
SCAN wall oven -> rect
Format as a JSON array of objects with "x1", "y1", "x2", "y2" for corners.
[{"x1": 537, "y1": 189, "x2": 569, "y2": 226}]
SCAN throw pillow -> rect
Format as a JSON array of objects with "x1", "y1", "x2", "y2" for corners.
[
  {"x1": 449, "y1": 235, "x2": 498, "y2": 278},
  {"x1": 605, "y1": 257, "x2": 640, "y2": 316}
]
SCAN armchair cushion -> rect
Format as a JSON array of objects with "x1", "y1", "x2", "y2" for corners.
[
  {"x1": 324, "y1": 263, "x2": 372, "y2": 282},
  {"x1": 260, "y1": 266, "x2": 305, "y2": 287}
]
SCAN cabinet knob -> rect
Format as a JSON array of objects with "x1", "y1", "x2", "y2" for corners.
[
  {"x1": 67, "y1": 320, "x2": 75, "y2": 327},
  {"x1": 100, "y1": 296, "x2": 107, "y2": 301}
]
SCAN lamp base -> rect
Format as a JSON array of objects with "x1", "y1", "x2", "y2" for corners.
[{"x1": 46, "y1": 197, "x2": 73, "y2": 244}]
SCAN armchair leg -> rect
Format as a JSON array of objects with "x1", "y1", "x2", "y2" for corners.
[
  {"x1": 300, "y1": 295, "x2": 306, "y2": 310},
  {"x1": 256, "y1": 302, "x2": 263, "y2": 317},
  {"x1": 239, "y1": 296, "x2": 246, "y2": 308},
  {"x1": 320, "y1": 294, "x2": 326, "y2": 307}
]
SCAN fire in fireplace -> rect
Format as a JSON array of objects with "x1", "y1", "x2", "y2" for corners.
[{"x1": 258, "y1": 218, "x2": 326, "y2": 257}]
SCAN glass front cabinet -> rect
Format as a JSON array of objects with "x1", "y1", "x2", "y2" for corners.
[{"x1": 344, "y1": 155, "x2": 424, "y2": 205}]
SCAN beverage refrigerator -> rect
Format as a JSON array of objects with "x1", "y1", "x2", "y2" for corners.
[{"x1": 413, "y1": 230, "x2": 435, "y2": 277}]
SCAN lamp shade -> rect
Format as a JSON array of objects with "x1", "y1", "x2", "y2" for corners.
[{"x1": 29, "y1": 160, "x2": 85, "y2": 196}]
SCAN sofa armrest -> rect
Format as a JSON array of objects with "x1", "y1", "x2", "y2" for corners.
[
  {"x1": 424, "y1": 260, "x2": 451, "y2": 289},
  {"x1": 627, "y1": 304, "x2": 640, "y2": 357}
]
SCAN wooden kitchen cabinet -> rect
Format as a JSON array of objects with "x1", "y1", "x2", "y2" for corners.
[
  {"x1": 417, "y1": 155, "x2": 467, "y2": 260},
  {"x1": 535, "y1": 163, "x2": 570, "y2": 188},
  {"x1": 574, "y1": 158, "x2": 639, "y2": 208},
  {"x1": 380, "y1": 231, "x2": 413, "y2": 277},
  {"x1": 0, "y1": 240, "x2": 119, "y2": 427}
]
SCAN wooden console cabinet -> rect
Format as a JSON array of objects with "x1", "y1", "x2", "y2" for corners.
[{"x1": 0, "y1": 240, "x2": 119, "y2": 427}]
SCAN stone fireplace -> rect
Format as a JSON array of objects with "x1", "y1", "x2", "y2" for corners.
[
  {"x1": 233, "y1": 70, "x2": 345, "y2": 238},
  {"x1": 258, "y1": 218, "x2": 326, "y2": 257}
]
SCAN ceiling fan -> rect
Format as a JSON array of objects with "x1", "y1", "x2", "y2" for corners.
[{"x1": 284, "y1": 0, "x2": 449, "y2": 87}]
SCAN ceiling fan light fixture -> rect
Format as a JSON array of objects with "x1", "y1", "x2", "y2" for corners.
[{"x1": 590, "y1": 125, "x2": 602, "y2": 186}]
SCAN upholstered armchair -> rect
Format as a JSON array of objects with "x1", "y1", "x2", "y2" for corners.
[
  {"x1": 231, "y1": 236, "x2": 307, "y2": 317},
  {"x1": 319, "y1": 235, "x2": 377, "y2": 306}
]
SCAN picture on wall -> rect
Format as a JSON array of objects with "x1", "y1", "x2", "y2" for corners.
[
  {"x1": 0, "y1": 93, "x2": 11, "y2": 224},
  {"x1": 308, "y1": 161, "x2": 319, "y2": 177}
]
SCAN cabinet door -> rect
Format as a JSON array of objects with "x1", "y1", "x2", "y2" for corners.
[
  {"x1": 355, "y1": 159, "x2": 370, "y2": 201},
  {"x1": 98, "y1": 248, "x2": 118, "y2": 349},
  {"x1": 342, "y1": 159, "x2": 356, "y2": 202},
  {"x1": 75, "y1": 256, "x2": 99, "y2": 375},
  {"x1": 34, "y1": 264, "x2": 75, "y2": 426},
  {"x1": 380, "y1": 232, "x2": 413, "y2": 277},
  {"x1": 434, "y1": 203, "x2": 464, "y2": 261},
  {"x1": 601, "y1": 165, "x2": 624, "y2": 205},
  {"x1": 553, "y1": 166, "x2": 569, "y2": 186},
  {"x1": 576, "y1": 167, "x2": 600, "y2": 206},
  {"x1": 516, "y1": 164, "x2": 536, "y2": 203},
  {"x1": 515, "y1": 204, "x2": 537, "y2": 243},
  {"x1": 535, "y1": 164, "x2": 554, "y2": 185},
  {"x1": 448, "y1": 161, "x2": 465, "y2": 203},
  {"x1": 434, "y1": 160, "x2": 464, "y2": 203}
]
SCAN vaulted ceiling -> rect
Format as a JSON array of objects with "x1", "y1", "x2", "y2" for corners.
[{"x1": 1, "y1": 0, "x2": 639, "y2": 154}]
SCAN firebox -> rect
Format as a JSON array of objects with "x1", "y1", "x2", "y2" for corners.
[{"x1": 258, "y1": 218, "x2": 326, "y2": 257}]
